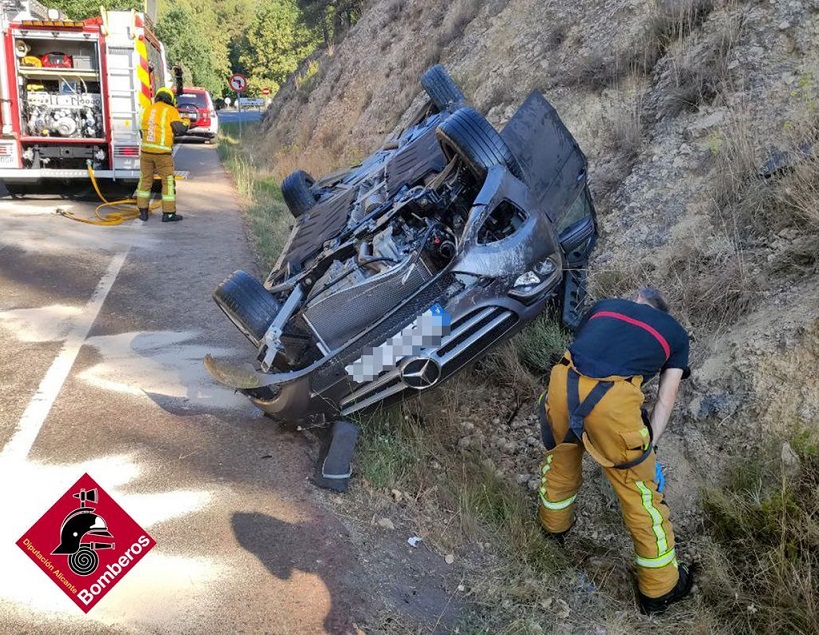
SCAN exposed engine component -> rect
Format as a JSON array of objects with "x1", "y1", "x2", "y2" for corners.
[{"x1": 24, "y1": 91, "x2": 103, "y2": 138}]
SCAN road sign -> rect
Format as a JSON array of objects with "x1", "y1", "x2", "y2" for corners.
[
  {"x1": 229, "y1": 73, "x2": 248, "y2": 93},
  {"x1": 261, "y1": 87, "x2": 270, "y2": 96}
]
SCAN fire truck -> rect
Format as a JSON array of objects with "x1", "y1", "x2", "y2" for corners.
[{"x1": 0, "y1": 1, "x2": 170, "y2": 195}]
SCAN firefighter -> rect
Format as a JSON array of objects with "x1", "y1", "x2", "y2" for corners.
[
  {"x1": 136, "y1": 87, "x2": 188, "y2": 222},
  {"x1": 536, "y1": 288, "x2": 694, "y2": 615}
]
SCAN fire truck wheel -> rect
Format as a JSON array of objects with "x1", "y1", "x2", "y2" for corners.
[{"x1": 3, "y1": 181, "x2": 39, "y2": 198}]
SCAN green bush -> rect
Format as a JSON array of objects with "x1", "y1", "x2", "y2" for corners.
[{"x1": 511, "y1": 315, "x2": 570, "y2": 375}]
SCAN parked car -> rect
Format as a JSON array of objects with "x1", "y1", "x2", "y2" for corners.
[
  {"x1": 205, "y1": 65, "x2": 597, "y2": 423},
  {"x1": 175, "y1": 87, "x2": 218, "y2": 141}
]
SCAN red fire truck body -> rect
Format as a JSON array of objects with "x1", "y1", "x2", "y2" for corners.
[{"x1": 0, "y1": 2, "x2": 170, "y2": 192}]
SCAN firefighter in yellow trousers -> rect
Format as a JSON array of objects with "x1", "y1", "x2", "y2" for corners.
[
  {"x1": 136, "y1": 87, "x2": 188, "y2": 222},
  {"x1": 537, "y1": 288, "x2": 694, "y2": 616}
]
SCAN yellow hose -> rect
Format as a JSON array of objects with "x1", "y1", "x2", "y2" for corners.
[{"x1": 56, "y1": 163, "x2": 163, "y2": 226}]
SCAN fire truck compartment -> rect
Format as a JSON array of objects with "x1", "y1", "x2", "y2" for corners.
[{"x1": 14, "y1": 34, "x2": 105, "y2": 145}]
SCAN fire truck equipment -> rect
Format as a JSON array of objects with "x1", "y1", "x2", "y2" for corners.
[
  {"x1": 14, "y1": 39, "x2": 29, "y2": 57},
  {"x1": 40, "y1": 52, "x2": 72, "y2": 68},
  {"x1": 25, "y1": 91, "x2": 102, "y2": 138},
  {"x1": 0, "y1": 6, "x2": 172, "y2": 188}
]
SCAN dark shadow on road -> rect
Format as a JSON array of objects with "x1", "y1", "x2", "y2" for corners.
[{"x1": 232, "y1": 511, "x2": 364, "y2": 635}]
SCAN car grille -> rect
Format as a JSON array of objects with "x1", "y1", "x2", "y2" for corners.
[
  {"x1": 311, "y1": 274, "x2": 457, "y2": 393},
  {"x1": 339, "y1": 305, "x2": 517, "y2": 415}
]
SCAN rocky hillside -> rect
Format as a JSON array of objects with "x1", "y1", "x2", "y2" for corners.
[
  {"x1": 263, "y1": 0, "x2": 817, "y2": 445},
  {"x1": 257, "y1": 0, "x2": 818, "y2": 630}
]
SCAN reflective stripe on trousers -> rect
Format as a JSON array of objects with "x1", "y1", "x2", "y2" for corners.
[
  {"x1": 539, "y1": 455, "x2": 577, "y2": 510},
  {"x1": 536, "y1": 358, "x2": 680, "y2": 598}
]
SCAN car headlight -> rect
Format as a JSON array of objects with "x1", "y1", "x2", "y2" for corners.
[
  {"x1": 535, "y1": 257, "x2": 557, "y2": 277},
  {"x1": 509, "y1": 258, "x2": 560, "y2": 302},
  {"x1": 513, "y1": 271, "x2": 541, "y2": 289}
]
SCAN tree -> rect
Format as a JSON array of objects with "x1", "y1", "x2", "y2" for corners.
[
  {"x1": 239, "y1": 0, "x2": 318, "y2": 95},
  {"x1": 155, "y1": 4, "x2": 223, "y2": 93},
  {"x1": 48, "y1": 1, "x2": 143, "y2": 20},
  {"x1": 297, "y1": 0, "x2": 365, "y2": 47}
]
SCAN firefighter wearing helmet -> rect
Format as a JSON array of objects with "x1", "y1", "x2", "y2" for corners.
[{"x1": 136, "y1": 86, "x2": 189, "y2": 222}]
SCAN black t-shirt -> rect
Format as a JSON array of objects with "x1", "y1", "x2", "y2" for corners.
[{"x1": 568, "y1": 299, "x2": 690, "y2": 380}]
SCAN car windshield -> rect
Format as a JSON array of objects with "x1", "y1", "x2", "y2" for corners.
[{"x1": 178, "y1": 93, "x2": 208, "y2": 108}]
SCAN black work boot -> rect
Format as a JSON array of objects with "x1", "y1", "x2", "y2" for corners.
[
  {"x1": 539, "y1": 520, "x2": 575, "y2": 548},
  {"x1": 162, "y1": 212, "x2": 183, "y2": 222},
  {"x1": 138, "y1": 208, "x2": 149, "y2": 221},
  {"x1": 638, "y1": 563, "x2": 695, "y2": 616}
]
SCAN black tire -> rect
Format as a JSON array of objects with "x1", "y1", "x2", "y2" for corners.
[
  {"x1": 2, "y1": 181, "x2": 39, "y2": 198},
  {"x1": 281, "y1": 170, "x2": 318, "y2": 218},
  {"x1": 213, "y1": 270, "x2": 280, "y2": 346},
  {"x1": 436, "y1": 107, "x2": 523, "y2": 181},
  {"x1": 421, "y1": 65, "x2": 466, "y2": 112}
]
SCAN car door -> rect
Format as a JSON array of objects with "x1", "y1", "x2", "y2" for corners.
[
  {"x1": 557, "y1": 184, "x2": 597, "y2": 330},
  {"x1": 558, "y1": 183, "x2": 597, "y2": 267}
]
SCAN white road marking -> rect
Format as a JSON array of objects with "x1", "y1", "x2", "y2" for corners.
[{"x1": 0, "y1": 249, "x2": 130, "y2": 463}]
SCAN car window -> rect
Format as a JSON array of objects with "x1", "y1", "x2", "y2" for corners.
[
  {"x1": 558, "y1": 189, "x2": 592, "y2": 234},
  {"x1": 178, "y1": 93, "x2": 207, "y2": 108}
]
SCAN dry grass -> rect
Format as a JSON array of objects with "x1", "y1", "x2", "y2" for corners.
[
  {"x1": 437, "y1": 0, "x2": 483, "y2": 49},
  {"x1": 700, "y1": 432, "x2": 819, "y2": 633},
  {"x1": 591, "y1": 100, "x2": 644, "y2": 200},
  {"x1": 648, "y1": 0, "x2": 715, "y2": 46},
  {"x1": 217, "y1": 122, "x2": 293, "y2": 271},
  {"x1": 383, "y1": 0, "x2": 407, "y2": 23},
  {"x1": 662, "y1": 231, "x2": 753, "y2": 329},
  {"x1": 772, "y1": 156, "x2": 819, "y2": 230},
  {"x1": 711, "y1": 115, "x2": 819, "y2": 248},
  {"x1": 658, "y1": 22, "x2": 739, "y2": 118},
  {"x1": 558, "y1": 0, "x2": 716, "y2": 91}
]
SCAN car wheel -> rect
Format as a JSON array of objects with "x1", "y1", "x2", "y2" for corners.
[
  {"x1": 436, "y1": 107, "x2": 523, "y2": 181},
  {"x1": 213, "y1": 270, "x2": 280, "y2": 346},
  {"x1": 421, "y1": 65, "x2": 466, "y2": 112},
  {"x1": 3, "y1": 181, "x2": 38, "y2": 198},
  {"x1": 281, "y1": 170, "x2": 319, "y2": 218}
]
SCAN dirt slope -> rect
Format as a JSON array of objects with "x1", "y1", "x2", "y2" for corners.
[{"x1": 256, "y1": 0, "x2": 818, "y2": 630}]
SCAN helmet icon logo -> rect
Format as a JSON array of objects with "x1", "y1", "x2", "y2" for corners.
[
  {"x1": 51, "y1": 488, "x2": 115, "y2": 576},
  {"x1": 18, "y1": 473, "x2": 155, "y2": 612}
]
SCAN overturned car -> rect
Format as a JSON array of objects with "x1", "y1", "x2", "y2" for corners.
[{"x1": 206, "y1": 65, "x2": 597, "y2": 423}]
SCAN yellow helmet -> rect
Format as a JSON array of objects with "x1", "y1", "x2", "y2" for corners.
[{"x1": 155, "y1": 86, "x2": 176, "y2": 106}]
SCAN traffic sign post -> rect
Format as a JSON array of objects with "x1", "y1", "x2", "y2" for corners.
[{"x1": 229, "y1": 73, "x2": 248, "y2": 135}]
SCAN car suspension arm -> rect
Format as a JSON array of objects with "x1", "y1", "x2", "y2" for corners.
[{"x1": 259, "y1": 284, "x2": 304, "y2": 372}]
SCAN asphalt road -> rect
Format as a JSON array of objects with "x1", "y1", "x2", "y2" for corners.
[
  {"x1": 218, "y1": 109, "x2": 264, "y2": 125},
  {"x1": 0, "y1": 144, "x2": 367, "y2": 634}
]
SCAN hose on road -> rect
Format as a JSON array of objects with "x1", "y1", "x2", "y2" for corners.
[{"x1": 56, "y1": 163, "x2": 163, "y2": 226}]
